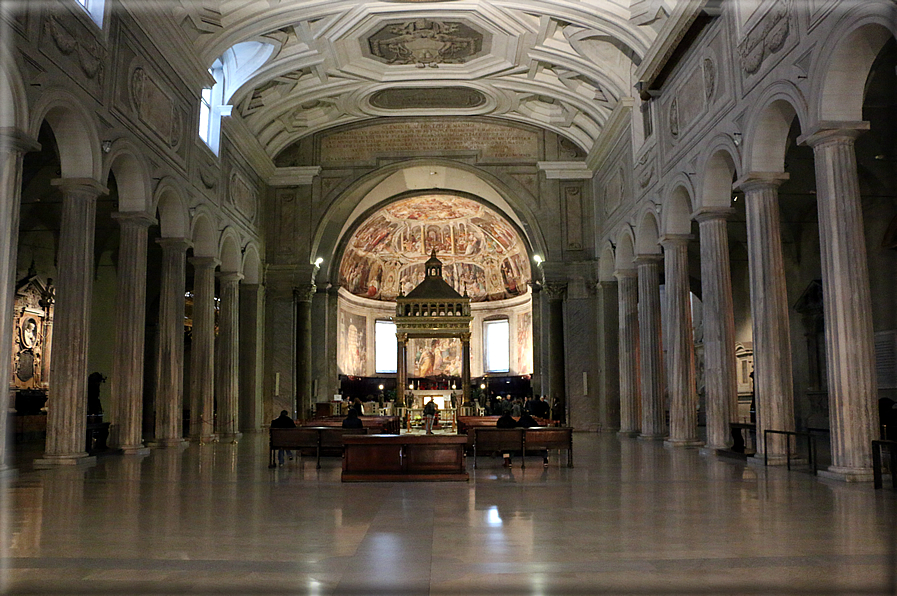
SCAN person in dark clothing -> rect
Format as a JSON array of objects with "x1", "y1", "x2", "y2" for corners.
[
  {"x1": 536, "y1": 396, "x2": 551, "y2": 419},
  {"x1": 343, "y1": 408, "x2": 364, "y2": 429},
  {"x1": 496, "y1": 412, "x2": 517, "y2": 466},
  {"x1": 516, "y1": 412, "x2": 549, "y2": 467},
  {"x1": 270, "y1": 410, "x2": 296, "y2": 466}
]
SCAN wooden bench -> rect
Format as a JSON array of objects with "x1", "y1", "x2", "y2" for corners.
[
  {"x1": 472, "y1": 427, "x2": 573, "y2": 468},
  {"x1": 269, "y1": 427, "x2": 366, "y2": 469},
  {"x1": 301, "y1": 415, "x2": 401, "y2": 435},
  {"x1": 457, "y1": 416, "x2": 556, "y2": 452},
  {"x1": 342, "y1": 434, "x2": 469, "y2": 482}
]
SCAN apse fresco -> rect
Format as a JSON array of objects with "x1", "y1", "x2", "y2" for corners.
[
  {"x1": 410, "y1": 338, "x2": 462, "y2": 377},
  {"x1": 340, "y1": 194, "x2": 531, "y2": 302},
  {"x1": 339, "y1": 311, "x2": 367, "y2": 376}
]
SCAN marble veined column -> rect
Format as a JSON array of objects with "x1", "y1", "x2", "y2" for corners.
[
  {"x1": 597, "y1": 280, "x2": 620, "y2": 431},
  {"x1": 801, "y1": 125, "x2": 877, "y2": 481},
  {"x1": 0, "y1": 131, "x2": 40, "y2": 470},
  {"x1": 216, "y1": 272, "x2": 242, "y2": 441},
  {"x1": 695, "y1": 208, "x2": 738, "y2": 451},
  {"x1": 737, "y1": 173, "x2": 794, "y2": 463},
  {"x1": 615, "y1": 270, "x2": 640, "y2": 435},
  {"x1": 636, "y1": 255, "x2": 665, "y2": 440},
  {"x1": 661, "y1": 235, "x2": 701, "y2": 447},
  {"x1": 189, "y1": 257, "x2": 219, "y2": 443},
  {"x1": 239, "y1": 283, "x2": 264, "y2": 433},
  {"x1": 461, "y1": 332, "x2": 471, "y2": 405},
  {"x1": 154, "y1": 238, "x2": 190, "y2": 447},
  {"x1": 38, "y1": 179, "x2": 106, "y2": 466},
  {"x1": 109, "y1": 212, "x2": 155, "y2": 454}
]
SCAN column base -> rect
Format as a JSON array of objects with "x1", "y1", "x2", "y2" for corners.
[
  {"x1": 0, "y1": 465, "x2": 19, "y2": 480},
  {"x1": 191, "y1": 434, "x2": 217, "y2": 445},
  {"x1": 148, "y1": 439, "x2": 189, "y2": 449},
  {"x1": 664, "y1": 438, "x2": 703, "y2": 449},
  {"x1": 617, "y1": 430, "x2": 640, "y2": 438},
  {"x1": 34, "y1": 454, "x2": 97, "y2": 468},
  {"x1": 119, "y1": 445, "x2": 151, "y2": 456},
  {"x1": 638, "y1": 433, "x2": 665, "y2": 441},
  {"x1": 701, "y1": 443, "x2": 732, "y2": 454},
  {"x1": 747, "y1": 454, "x2": 807, "y2": 467},
  {"x1": 217, "y1": 432, "x2": 243, "y2": 444},
  {"x1": 817, "y1": 466, "x2": 875, "y2": 483}
]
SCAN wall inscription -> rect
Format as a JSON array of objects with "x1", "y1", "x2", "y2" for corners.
[{"x1": 320, "y1": 121, "x2": 539, "y2": 163}]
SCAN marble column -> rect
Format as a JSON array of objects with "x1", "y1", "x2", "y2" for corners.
[
  {"x1": 737, "y1": 173, "x2": 795, "y2": 462},
  {"x1": 109, "y1": 212, "x2": 155, "y2": 455},
  {"x1": 544, "y1": 283, "x2": 567, "y2": 423},
  {"x1": 530, "y1": 283, "x2": 544, "y2": 396},
  {"x1": 615, "y1": 270, "x2": 640, "y2": 435},
  {"x1": 0, "y1": 131, "x2": 39, "y2": 471},
  {"x1": 37, "y1": 178, "x2": 106, "y2": 466},
  {"x1": 239, "y1": 283, "x2": 264, "y2": 433},
  {"x1": 188, "y1": 257, "x2": 219, "y2": 443},
  {"x1": 800, "y1": 125, "x2": 877, "y2": 481},
  {"x1": 636, "y1": 254, "x2": 665, "y2": 440},
  {"x1": 294, "y1": 283, "x2": 315, "y2": 420},
  {"x1": 661, "y1": 236, "x2": 701, "y2": 447},
  {"x1": 597, "y1": 280, "x2": 620, "y2": 431},
  {"x1": 326, "y1": 286, "x2": 340, "y2": 397},
  {"x1": 153, "y1": 238, "x2": 190, "y2": 447},
  {"x1": 461, "y1": 332, "x2": 471, "y2": 404},
  {"x1": 695, "y1": 208, "x2": 738, "y2": 451},
  {"x1": 216, "y1": 272, "x2": 242, "y2": 441}
]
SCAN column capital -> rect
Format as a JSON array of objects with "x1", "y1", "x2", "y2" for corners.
[
  {"x1": 634, "y1": 253, "x2": 663, "y2": 266},
  {"x1": 460, "y1": 332, "x2": 472, "y2": 343},
  {"x1": 156, "y1": 237, "x2": 192, "y2": 252},
  {"x1": 733, "y1": 172, "x2": 789, "y2": 192},
  {"x1": 613, "y1": 268, "x2": 638, "y2": 280},
  {"x1": 112, "y1": 211, "x2": 157, "y2": 229},
  {"x1": 543, "y1": 282, "x2": 567, "y2": 300},
  {"x1": 293, "y1": 283, "x2": 316, "y2": 302},
  {"x1": 692, "y1": 206, "x2": 735, "y2": 223},
  {"x1": 659, "y1": 234, "x2": 692, "y2": 248},
  {"x1": 189, "y1": 256, "x2": 220, "y2": 269},
  {"x1": 218, "y1": 271, "x2": 244, "y2": 284},
  {"x1": 51, "y1": 177, "x2": 108, "y2": 196},
  {"x1": 397, "y1": 332, "x2": 408, "y2": 344},
  {"x1": 797, "y1": 121, "x2": 869, "y2": 147},
  {"x1": 0, "y1": 127, "x2": 41, "y2": 153},
  {"x1": 267, "y1": 166, "x2": 322, "y2": 187}
]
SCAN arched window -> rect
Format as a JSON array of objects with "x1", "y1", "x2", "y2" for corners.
[{"x1": 198, "y1": 61, "x2": 225, "y2": 155}]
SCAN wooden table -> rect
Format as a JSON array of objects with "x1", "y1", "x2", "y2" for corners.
[{"x1": 342, "y1": 434, "x2": 469, "y2": 482}]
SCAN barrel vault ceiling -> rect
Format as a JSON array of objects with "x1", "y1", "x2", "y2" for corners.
[{"x1": 166, "y1": 0, "x2": 667, "y2": 159}]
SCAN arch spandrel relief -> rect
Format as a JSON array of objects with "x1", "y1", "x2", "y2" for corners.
[{"x1": 339, "y1": 194, "x2": 531, "y2": 302}]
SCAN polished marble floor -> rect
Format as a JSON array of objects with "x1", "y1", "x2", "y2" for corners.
[{"x1": 2, "y1": 432, "x2": 895, "y2": 595}]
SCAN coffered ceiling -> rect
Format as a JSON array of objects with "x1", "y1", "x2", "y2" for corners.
[{"x1": 168, "y1": 0, "x2": 667, "y2": 159}]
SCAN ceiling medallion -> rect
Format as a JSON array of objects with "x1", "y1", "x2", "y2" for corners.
[
  {"x1": 370, "y1": 87, "x2": 487, "y2": 110},
  {"x1": 368, "y1": 20, "x2": 483, "y2": 68}
]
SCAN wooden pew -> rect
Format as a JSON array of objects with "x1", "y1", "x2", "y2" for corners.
[
  {"x1": 471, "y1": 427, "x2": 574, "y2": 468},
  {"x1": 269, "y1": 427, "x2": 366, "y2": 469},
  {"x1": 342, "y1": 434, "x2": 469, "y2": 482},
  {"x1": 457, "y1": 415, "x2": 557, "y2": 434},
  {"x1": 301, "y1": 416, "x2": 401, "y2": 435}
]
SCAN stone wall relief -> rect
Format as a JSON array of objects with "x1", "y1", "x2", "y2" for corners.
[
  {"x1": 564, "y1": 185, "x2": 583, "y2": 250},
  {"x1": 129, "y1": 65, "x2": 184, "y2": 151},
  {"x1": 367, "y1": 19, "x2": 484, "y2": 68},
  {"x1": 41, "y1": 14, "x2": 106, "y2": 87},
  {"x1": 228, "y1": 170, "x2": 258, "y2": 223},
  {"x1": 738, "y1": 0, "x2": 793, "y2": 77}
]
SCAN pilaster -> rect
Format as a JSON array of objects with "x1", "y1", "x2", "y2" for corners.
[
  {"x1": 239, "y1": 283, "x2": 264, "y2": 433},
  {"x1": 544, "y1": 282, "x2": 567, "y2": 424},
  {"x1": 597, "y1": 280, "x2": 620, "y2": 431},
  {"x1": 294, "y1": 283, "x2": 315, "y2": 419}
]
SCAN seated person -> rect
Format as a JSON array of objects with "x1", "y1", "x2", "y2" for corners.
[
  {"x1": 270, "y1": 410, "x2": 296, "y2": 466},
  {"x1": 515, "y1": 412, "x2": 549, "y2": 467},
  {"x1": 496, "y1": 412, "x2": 517, "y2": 466},
  {"x1": 342, "y1": 408, "x2": 364, "y2": 429}
]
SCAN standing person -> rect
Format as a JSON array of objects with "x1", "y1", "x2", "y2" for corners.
[
  {"x1": 423, "y1": 397, "x2": 438, "y2": 434},
  {"x1": 270, "y1": 410, "x2": 296, "y2": 466},
  {"x1": 352, "y1": 397, "x2": 365, "y2": 416},
  {"x1": 511, "y1": 398, "x2": 522, "y2": 418}
]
